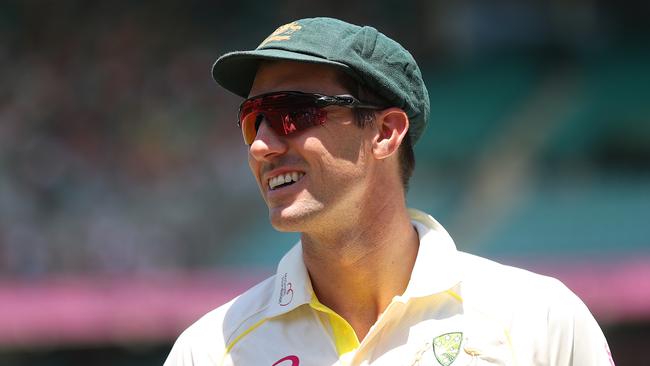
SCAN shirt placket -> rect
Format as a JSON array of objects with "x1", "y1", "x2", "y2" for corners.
[{"x1": 331, "y1": 297, "x2": 409, "y2": 366}]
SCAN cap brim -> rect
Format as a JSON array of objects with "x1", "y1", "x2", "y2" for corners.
[{"x1": 212, "y1": 49, "x2": 352, "y2": 98}]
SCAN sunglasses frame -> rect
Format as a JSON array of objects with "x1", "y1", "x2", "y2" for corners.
[{"x1": 237, "y1": 91, "x2": 385, "y2": 145}]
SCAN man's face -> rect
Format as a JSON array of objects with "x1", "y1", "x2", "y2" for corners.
[{"x1": 247, "y1": 61, "x2": 377, "y2": 233}]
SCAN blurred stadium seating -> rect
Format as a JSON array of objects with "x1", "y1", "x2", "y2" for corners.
[{"x1": 0, "y1": 1, "x2": 648, "y2": 365}]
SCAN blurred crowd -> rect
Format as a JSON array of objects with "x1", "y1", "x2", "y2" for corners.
[
  {"x1": 0, "y1": 2, "x2": 258, "y2": 276},
  {"x1": 1, "y1": 1, "x2": 648, "y2": 277}
]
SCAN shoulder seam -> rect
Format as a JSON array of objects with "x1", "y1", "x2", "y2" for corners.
[{"x1": 224, "y1": 303, "x2": 272, "y2": 345}]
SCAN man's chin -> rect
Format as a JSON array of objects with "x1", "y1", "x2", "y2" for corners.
[
  {"x1": 268, "y1": 211, "x2": 302, "y2": 232},
  {"x1": 267, "y1": 205, "x2": 320, "y2": 232}
]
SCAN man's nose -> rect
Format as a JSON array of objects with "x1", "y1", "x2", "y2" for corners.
[{"x1": 248, "y1": 120, "x2": 288, "y2": 161}]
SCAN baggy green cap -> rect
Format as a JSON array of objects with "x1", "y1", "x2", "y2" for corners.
[{"x1": 212, "y1": 17, "x2": 430, "y2": 144}]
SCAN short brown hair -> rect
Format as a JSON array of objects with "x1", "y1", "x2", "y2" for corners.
[{"x1": 335, "y1": 72, "x2": 415, "y2": 192}]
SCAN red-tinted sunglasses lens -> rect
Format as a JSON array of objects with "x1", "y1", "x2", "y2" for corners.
[{"x1": 239, "y1": 93, "x2": 327, "y2": 145}]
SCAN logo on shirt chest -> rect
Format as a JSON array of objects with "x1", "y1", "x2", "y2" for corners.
[{"x1": 432, "y1": 332, "x2": 462, "y2": 366}]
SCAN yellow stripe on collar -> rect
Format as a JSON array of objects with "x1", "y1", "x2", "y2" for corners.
[{"x1": 309, "y1": 296, "x2": 360, "y2": 356}]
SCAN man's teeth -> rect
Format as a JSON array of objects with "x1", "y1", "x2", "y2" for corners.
[{"x1": 269, "y1": 172, "x2": 304, "y2": 190}]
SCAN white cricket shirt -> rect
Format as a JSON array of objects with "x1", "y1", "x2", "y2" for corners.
[{"x1": 165, "y1": 209, "x2": 614, "y2": 366}]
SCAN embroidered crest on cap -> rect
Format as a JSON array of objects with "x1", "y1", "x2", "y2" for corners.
[
  {"x1": 432, "y1": 332, "x2": 463, "y2": 366},
  {"x1": 259, "y1": 22, "x2": 302, "y2": 48}
]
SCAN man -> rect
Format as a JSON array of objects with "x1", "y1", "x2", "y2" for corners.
[{"x1": 165, "y1": 17, "x2": 614, "y2": 366}]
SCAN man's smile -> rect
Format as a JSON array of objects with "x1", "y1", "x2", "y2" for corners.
[{"x1": 268, "y1": 171, "x2": 305, "y2": 190}]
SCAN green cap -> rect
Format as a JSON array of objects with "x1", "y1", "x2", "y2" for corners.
[{"x1": 212, "y1": 17, "x2": 430, "y2": 144}]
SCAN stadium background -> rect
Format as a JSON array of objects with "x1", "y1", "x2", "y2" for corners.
[{"x1": 1, "y1": 0, "x2": 648, "y2": 365}]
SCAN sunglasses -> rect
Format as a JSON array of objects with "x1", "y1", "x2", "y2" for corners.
[{"x1": 237, "y1": 91, "x2": 384, "y2": 145}]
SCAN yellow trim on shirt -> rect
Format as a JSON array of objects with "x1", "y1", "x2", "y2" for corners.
[
  {"x1": 446, "y1": 289, "x2": 463, "y2": 303},
  {"x1": 220, "y1": 318, "x2": 269, "y2": 366},
  {"x1": 310, "y1": 296, "x2": 360, "y2": 356},
  {"x1": 503, "y1": 328, "x2": 519, "y2": 365}
]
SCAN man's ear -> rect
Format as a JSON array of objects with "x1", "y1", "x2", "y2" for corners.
[{"x1": 372, "y1": 108, "x2": 409, "y2": 160}]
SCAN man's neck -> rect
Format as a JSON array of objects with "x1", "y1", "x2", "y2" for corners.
[{"x1": 300, "y1": 203, "x2": 420, "y2": 342}]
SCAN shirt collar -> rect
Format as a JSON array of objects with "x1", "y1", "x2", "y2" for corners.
[
  {"x1": 401, "y1": 208, "x2": 462, "y2": 299},
  {"x1": 267, "y1": 242, "x2": 313, "y2": 317},
  {"x1": 266, "y1": 208, "x2": 461, "y2": 317}
]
